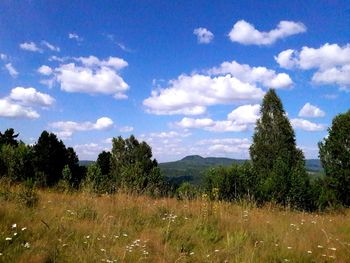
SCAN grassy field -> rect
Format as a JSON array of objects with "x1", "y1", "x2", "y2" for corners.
[{"x1": 1, "y1": 185, "x2": 350, "y2": 262}]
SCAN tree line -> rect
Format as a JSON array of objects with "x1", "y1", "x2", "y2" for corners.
[{"x1": 0, "y1": 89, "x2": 349, "y2": 211}]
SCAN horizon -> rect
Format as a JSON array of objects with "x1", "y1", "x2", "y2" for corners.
[{"x1": 1, "y1": 1, "x2": 349, "y2": 162}]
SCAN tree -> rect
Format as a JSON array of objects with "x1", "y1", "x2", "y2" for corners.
[
  {"x1": 0, "y1": 128, "x2": 19, "y2": 147},
  {"x1": 110, "y1": 135, "x2": 163, "y2": 194},
  {"x1": 249, "y1": 89, "x2": 310, "y2": 208},
  {"x1": 33, "y1": 131, "x2": 68, "y2": 186},
  {"x1": 319, "y1": 110, "x2": 350, "y2": 206},
  {"x1": 97, "y1": 151, "x2": 111, "y2": 175}
]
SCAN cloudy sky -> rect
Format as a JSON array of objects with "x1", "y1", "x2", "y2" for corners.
[{"x1": 0, "y1": 1, "x2": 349, "y2": 162}]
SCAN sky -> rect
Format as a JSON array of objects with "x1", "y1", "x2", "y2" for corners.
[{"x1": 0, "y1": 0, "x2": 349, "y2": 162}]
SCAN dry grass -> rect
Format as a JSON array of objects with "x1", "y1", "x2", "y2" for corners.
[{"x1": 1, "y1": 186, "x2": 350, "y2": 262}]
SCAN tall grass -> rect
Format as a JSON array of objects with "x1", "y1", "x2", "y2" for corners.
[{"x1": 0, "y1": 183, "x2": 350, "y2": 262}]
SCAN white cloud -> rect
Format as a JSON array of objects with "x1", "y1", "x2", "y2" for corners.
[
  {"x1": 228, "y1": 20, "x2": 306, "y2": 45},
  {"x1": 74, "y1": 143, "x2": 107, "y2": 158},
  {"x1": 119, "y1": 126, "x2": 134, "y2": 132},
  {"x1": 75, "y1": 55, "x2": 128, "y2": 70},
  {"x1": 193, "y1": 27, "x2": 214, "y2": 44},
  {"x1": 174, "y1": 104, "x2": 260, "y2": 132},
  {"x1": 37, "y1": 65, "x2": 53, "y2": 75},
  {"x1": 291, "y1": 118, "x2": 325, "y2": 131},
  {"x1": 50, "y1": 117, "x2": 114, "y2": 138},
  {"x1": 0, "y1": 98, "x2": 39, "y2": 119},
  {"x1": 175, "y1": 117, "x2": 215, "y2": 129},
  {"x1": 274, "y1": 49, "x2": 297, "y2": 69},
  {"x1": 298, "y1": 103, "x2": 325, "y2": 118},
  {"x1": 276, "y1": 43, "x2": 350, "y2": 89},
  {"x1": 9, "y1": 87, "x2": 55, "y2": 107},
  {"x1": 208, "y1": 60, "x2": 292, "y2": 89},
  {"x1": 143, "y1": 74, "x2": 264, "y2": 115},
  {"x1": 54, "y1": 56, "x2": 129, "y2": 98},
  {"x1": 197, "y1": 138, "x2": 251, "y2": 154},
  {"x1": 0, "y1": 53, "x2": 7, "y2": 60},
  {"x1": 312, "y1": 65, "x2": 350, "y2": 87},
  {"x1": 41, "y1": 41, "x2": 60, "y2": 52},
  {"x1": 19, "y1": 42, "x2": 42, "y2": 52},
  {"x1": 5, "y1": 63, "x2": 18, "y2": 77},
  {"x1": 68, "y1": 33, "x2": 83, "y2": 41}
]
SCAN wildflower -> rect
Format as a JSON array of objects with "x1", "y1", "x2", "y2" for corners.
[
  {"x1": 287, "y1": 246, "x2": 292, "y2": 250},
  {"x1": 311, "y1": 221, "x2": 316, "y2": 224},
  {"x1": 328, "y1": 247, "x2": 337, "y2": 251},
  {"x1": 85, "y1": 235, "x2": 90, "y2": 239},
  {"x1": 13, "y1": 232, "x2": 18, "y2": 236},
  {"x1": 275, "y1": 243, "x2": 279, "y2": 247},
  {"x1": 101, "y1": 248, "x2": 106, "y2": 252},
  {"x1": 21, "y1": 227, "x2": 27, "y2": 231},
  {"x1": 214, "y1": 249, "x2": 220, "y2": 252},
  {"x1": 62, "y1": 244, "x2": 68, "y2": 247},
  {"x1": 189, "y1": 252, "x2": 194, "y2": 255},
  {"x1": 307, "y1": 250, "x2": 312, "y2": 254},
  {"x1": 5, "y1": 237, "x2": 12, "y2": 241},
  {"x1": 24, "y1": 242, "x2": 30, "y2": 249},
  {"x1": 284, "y1": 259, "x2": 289, "y2": 262},
  {"x1": 123, "y1": 233, "x2": 128, "y2": 237},
  {"x1": 0, "y1": 253, "x2": 2, "y2": 256},
  {"x1": 329, "y1": 255, "x2": 336, "y2": 259},
  {"x1": 12, "y1": 224, "x2": 17, "y2": 228},
  {"x1": 322, "y1": 254, "x2": 327, "y2": 257},
  {"x1": 317, "y1": 245, "x2": 323, "y2": 248},
  {"x1": 114, "y1": 235, "x2": 119, "y2": 239}
]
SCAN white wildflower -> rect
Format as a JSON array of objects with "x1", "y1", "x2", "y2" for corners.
[{"x1": 12, "y1": 224, "x2": 17, "y2": 228}]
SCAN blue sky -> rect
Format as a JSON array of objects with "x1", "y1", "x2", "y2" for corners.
[{"x1": 0, "y1": 1, "x2": 349, "y2": 161}]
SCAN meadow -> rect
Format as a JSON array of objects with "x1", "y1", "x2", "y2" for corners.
[{"x1": 1, "y1": 184, "x2": 350, "y2": 263}]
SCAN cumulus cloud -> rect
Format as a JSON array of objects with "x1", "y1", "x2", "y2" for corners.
[
  {"x1": 0, "y1": 53, "x2": 7, "y2": 60},
  {"x1": 228, "y1": 20, "x2": 306, "y2": 45},
  {"x1": 0, "y1": 98, "x2": 39, "y2": 119},
  {"x1": 208, "y1": 60, "x2": 292, "y2": 89},
  {"x1": 74, "y1": 143, "x2": 108, "y2": 158},
  {"x1": 298, "y1": 103, "x2": 325, "y2": 118},
  {"x1": 143, "y1": 74, "x2": 264, "y2": 115},
  {"x1": 54, "y1": 56, "x2": 129, "y2": 98},
  {"x1": 193, "y1": 27, "x2": 214, "y2": 44},
  {"x1": 197, "y1": 138, "x2": 251, "y2": 155},
  {"x1": 37, "y1": 65, "x2": 53, "y2": 76},
  {"x1": 41, "y1": 41, "x2": 60, "y2": 52},
  {"x1": 9, "y1": 87, "x2": 55, "y2": 107},
  {"x1": 50, "y1": 117, "x2": 114, "y2": 138},
  {"x1": 5, "y1": 63, "x2": 18, "y2": 77},
  {"x1": 291, "y1": 118, "x2": 325, "y2": 131},
  {"x1": 275, "y1": 43, "x2": 350, "y2": 89},
  {"x1": 19, "y1": 42, "x2": 42, "y2": 52},
  {"x1": 174, "y1": 104, "x2": 260, "y2": 132}
]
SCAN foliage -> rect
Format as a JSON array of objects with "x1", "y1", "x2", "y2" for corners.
[
  {"x1": 176, "y1": 182, "x2": 198, "y2": 200},
  {"x1": 0, "y1": 128, "x2": 19, "y2": 147},
  {"x1": 110, "y1": 135, "x2": 164, "y2": 194},
  {"x1": 319, "y1": 110, "x2": 350, "y2": 206},
  {"x1": 249, "y1": 89, "x2": 311, "y2": 209},
  {"x1": 96, "y1": 150, "x2": 111, "y2": 175},
  {"x1": 203, "y1": 162, "x2": 256, "y2": 202}
]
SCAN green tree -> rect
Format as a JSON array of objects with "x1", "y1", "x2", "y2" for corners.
[
  {"x1": 33, "y1": 131, "x2": 68, "y2": 186},
  {"x1": 110, "y1": 135, "x2": 163, "y2": 194},
  {"x1": 249, "y1": 89, "x2": 310, "y2": 208},
  {"x1": 0, "y1": 128, "x2": 19, "y2": 147},
  {"x1": 319, "y1": 110, "x2": 350, "y2": 206},
  {"x1": 97, "y1": 151, "x2": 111, "y2": 175}
]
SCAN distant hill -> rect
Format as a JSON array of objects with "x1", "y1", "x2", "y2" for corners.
[
  {"x1": 160, "y1": 155, "x2": 323, "y2": 185},
  {"x1": 79, "y1": 160, "x2": 95, "y2": 167},
  {"x1": 159, "y1": 155, "x2": 244, "y2": 185}
]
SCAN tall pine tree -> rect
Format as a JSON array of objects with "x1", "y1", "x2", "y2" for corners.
[{"x1": 250, "y1": 89, "x2": 310, "y2": 209}]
